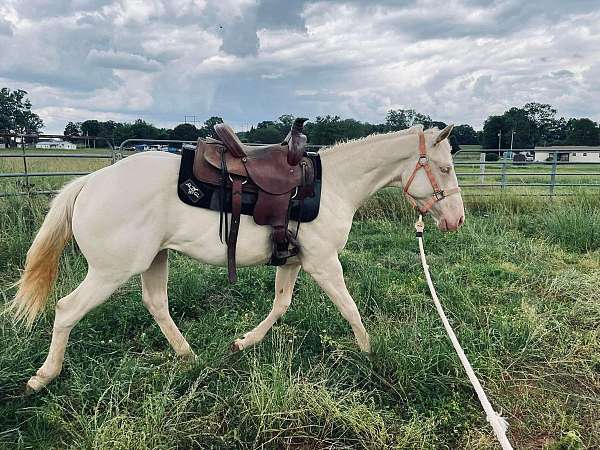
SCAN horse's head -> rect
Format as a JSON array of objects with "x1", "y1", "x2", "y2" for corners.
[{"x1": 398, "y1": 125, "x2": 465, "y2": 231}]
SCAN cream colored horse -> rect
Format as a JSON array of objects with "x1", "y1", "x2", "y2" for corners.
[{"x1": 8, "y1": 124, "x2": 464, "y2": 392}]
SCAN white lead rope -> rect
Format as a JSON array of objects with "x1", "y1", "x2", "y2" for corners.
[{"x1": 415, "y1": 215, "x2": 514, "y2": 450}]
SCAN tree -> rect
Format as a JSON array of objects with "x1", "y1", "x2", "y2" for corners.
[
  {"x1": 171, "y1": 123, "x2": 200, "y2": 141},
  {"x1": 244, "y1": 120, "x2": 287, "y2": 143},
  {"x1": 130, "y1": 119, "x2": 161, "y2": 139},
  {"x1": 0, "y1": 88, "x2": 44, "y2": 134},
  {"x1": 481, "y1": 115, "x2": 511, "y2": 149},
  {"x1": 523, "y1": 102, "x2": 559, "y2": 146},
  {"x1": 453, "y1": 124, "x2": 479, "y2": 145},
  {"x1": 502, "y1": 107, "x2": 535, "y2": 148},
  {"x1": 200, "y1": 116, "x2": 224, "y2": 138},
  {"x1": 277, "y1": 114, "x2": 294, "y2": 129},
  {"x1": 385, "y1": 109, "x2": 432, "y2": 131},
  {"x1": 304, "y1": 115, "x2": 375, "y2": 145},
  {"x1": 564, "y1": 118, "x2": 599, "y2": 146},
  {"x1": 64, "y1": 121, "x2": 81, "y2": 138},
  {"x1": 80, "y1": 120, "x2": 102, "y2": 137}
]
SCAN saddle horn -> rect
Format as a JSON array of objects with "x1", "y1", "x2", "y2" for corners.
[{"x1": 287, "y1": 117, "x2": 308, "y2": 166}]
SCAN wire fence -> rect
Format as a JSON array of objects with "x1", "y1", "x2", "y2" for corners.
[{"x1": 1, "y1": 133, "x2": 599, "y2": 198}]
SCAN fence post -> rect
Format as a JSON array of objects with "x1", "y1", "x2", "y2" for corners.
[
  {"x1": 111, "y1": 138, "x2": 116, "y2": 164},
  {"x1": 21, "y1": 136, "x2": 30, "y2": 192},
  {"x1": 549, "y1": 151, "x2": 558, "y2": 195},
  {"x1": 479, "y1": 152, "x2": 486, "y2": 185},
  {"x1": 500, "y1": 152, "x2": 508, "y2": 190}
]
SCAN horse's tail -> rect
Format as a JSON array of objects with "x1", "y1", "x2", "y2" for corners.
[{"x1": 7, "y1": 176, "x2": 88, "y2": 328}]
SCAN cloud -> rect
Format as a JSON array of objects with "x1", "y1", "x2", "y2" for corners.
[
  {"x1": 86, "y1": 49, "x2": 163, "y2": 72},
  {"x1": 0, "y1": 18, "x2": 14, "y2": 36},
  {"x1": 0, "y1": 0, "x2": 599, "y2": 133}
]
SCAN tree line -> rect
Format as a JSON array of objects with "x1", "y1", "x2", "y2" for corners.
[
  {"x1": 1, "y1": 87, "x2": 599, "y2": 149},
  {"x1": 63, "y1": 111, "x2": 474, "y2": 151},
  {"x1": 481, "y1": 103, "x2": 600, "y2": 148}
]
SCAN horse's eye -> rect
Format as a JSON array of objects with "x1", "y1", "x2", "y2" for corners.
[{"x1": 440, "y1": 166, "x2": 452, "y2": 174}]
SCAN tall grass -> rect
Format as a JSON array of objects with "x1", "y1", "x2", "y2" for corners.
[{"x1": 0, "y1": 185, "x2": 598, "y2": 449}]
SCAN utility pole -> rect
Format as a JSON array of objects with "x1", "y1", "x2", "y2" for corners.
[{"x1": 497, "y1": 130, "x2": 502, "y2": 150}]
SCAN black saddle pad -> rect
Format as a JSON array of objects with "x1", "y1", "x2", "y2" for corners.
[{"x1": 177, "y1": 147, "x2": 322, "y2": 223}]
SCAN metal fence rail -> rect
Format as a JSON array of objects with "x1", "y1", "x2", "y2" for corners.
[
  {"x1": 453, "y1": 148, "x2": 600, "y2": 195},
  {"x1": 0, "y1": 135, "x2": 325, "y2": 197},
  {"x1": 2, "y1": 136, "x2": 600, "y2": 197},
  {"x1": 0, "y1": 133, "x2": 115, "y2": 197}
]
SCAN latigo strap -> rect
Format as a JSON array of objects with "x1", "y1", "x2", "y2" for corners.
[{"x1": 227, "y1": 178, "x2": 243, "y2": 283}]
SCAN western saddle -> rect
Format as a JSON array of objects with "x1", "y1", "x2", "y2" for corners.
[{"x1": 192, "y1": 118, "x2": 315, "y2": 283}]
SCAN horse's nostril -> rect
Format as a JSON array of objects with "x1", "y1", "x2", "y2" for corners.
[{"x1": 458, "y1": 215, "x2": 465, "y2": 227}]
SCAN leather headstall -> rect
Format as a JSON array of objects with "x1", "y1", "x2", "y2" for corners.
[{"x1": 402, "y1": 131, "x2": 461, "y2": 215}]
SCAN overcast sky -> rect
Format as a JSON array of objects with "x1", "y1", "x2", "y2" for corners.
[{"x1": 1, "y1": 0, "x2": 599, "y2": 133}]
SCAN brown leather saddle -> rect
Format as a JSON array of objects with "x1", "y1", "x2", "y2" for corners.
[{"x1": 192, "y1": 118, "x2": 315, "y2": 283}]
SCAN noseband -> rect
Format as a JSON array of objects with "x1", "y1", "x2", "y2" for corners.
[{"x1": 402, "y1": 131, "x2": 461, "y2": 214}]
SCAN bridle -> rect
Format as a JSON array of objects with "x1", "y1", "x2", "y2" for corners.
[{"x1": 402, "y1": 131, "x2": 461, "y2": 215}]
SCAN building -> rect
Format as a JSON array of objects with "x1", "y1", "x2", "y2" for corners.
[
  {"x1": 36, "y1": 140, "x2": 77, "y2": 150},
  {"x1": 533, "y1": 146, "x2": 600, "y2": 162}
]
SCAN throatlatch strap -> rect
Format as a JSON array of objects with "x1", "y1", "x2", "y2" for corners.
[{"x1": 227, "y1": 178, "x2": 243, "y2": 283}]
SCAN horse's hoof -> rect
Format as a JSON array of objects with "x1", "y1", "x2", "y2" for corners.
[
  {"x1": 23, "y1": 381, "x2": 41, "y2": 396},
  {"x1": 229, "y1": 340, "x2": 243, "y2": 353},
  {"x1": 179, "y1": 351, "x2": 197, "y2": 362}
]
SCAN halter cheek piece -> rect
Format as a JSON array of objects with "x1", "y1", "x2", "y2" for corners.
[{"x1": 402, "y1": 131, "x2": 461, "y2": 215}]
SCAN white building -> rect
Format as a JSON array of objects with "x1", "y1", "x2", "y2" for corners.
[
  {"x1": 533, "y1": 146, "x2": 600, "y2": 162},
  {"x1": 36, "y1": 140, "x2": 77, "y2": 150}
]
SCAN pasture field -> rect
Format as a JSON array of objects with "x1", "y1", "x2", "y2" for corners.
[{"x1": 0, "y1": 155, "x2": 599, "y2": 449}]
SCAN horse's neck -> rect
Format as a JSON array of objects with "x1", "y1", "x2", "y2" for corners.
[{"x1": 320, "y1": 133, "x2": 416, "y2": 212}]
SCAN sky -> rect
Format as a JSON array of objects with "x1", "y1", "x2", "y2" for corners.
[{"x1": 1, "y1": 0, "x2": 599, "y2": 133}]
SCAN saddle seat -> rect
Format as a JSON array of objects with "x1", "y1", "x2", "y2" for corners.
[
  {"x1": 191, "y1": 118, "x2": 313, "y2": 283},
  {"x1": 203, "y1": 142, "x2": 304, "y2": 195},
  {"x1": 214, "y1": 122, "x2": 305, "y2": 166}
]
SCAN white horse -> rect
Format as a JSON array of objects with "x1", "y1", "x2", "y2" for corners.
[{"x1": 8, "y1": 124, "x2": 464, "y2": 392}]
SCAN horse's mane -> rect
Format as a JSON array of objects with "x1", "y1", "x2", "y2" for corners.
[{"x1": 319, "y1": 124, "x2": 440, "y2": 154}]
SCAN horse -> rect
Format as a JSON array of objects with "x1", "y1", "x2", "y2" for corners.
[{"x1": 7, "y1": 124, "x2": 464, "y2": 392}]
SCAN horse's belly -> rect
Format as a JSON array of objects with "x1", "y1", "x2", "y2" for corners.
[{"x1": 165, "y1": 202, "x2": 273, "y2": 267}]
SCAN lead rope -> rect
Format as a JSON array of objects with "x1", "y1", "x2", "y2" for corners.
[{"x1": 415, "y1": 215, "x2": 514, "y2": 450}]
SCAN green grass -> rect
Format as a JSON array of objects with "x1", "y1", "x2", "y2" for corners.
[{"x1": 0, "y1": 177, "x2": 599, "y2": 448}]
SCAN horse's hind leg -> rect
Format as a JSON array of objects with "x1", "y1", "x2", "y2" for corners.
[
  {"x1": 231, "y1": 264, "x2": 301, "y2": 352},
  {"x1": 26, "y1": 269, "x2": 127, "y2": 392},
  {"x1": 141, "y1": 250, "x2": 194, "y2": 358}
]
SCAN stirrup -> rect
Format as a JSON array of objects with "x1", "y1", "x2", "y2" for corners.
[{"x1": 269, "y1": 231, "x2": 300, "y2": 265}]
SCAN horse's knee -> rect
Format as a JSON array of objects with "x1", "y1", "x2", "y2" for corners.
[{"x1": 272, "y1": 296, "x2": 292, "y2": 316}]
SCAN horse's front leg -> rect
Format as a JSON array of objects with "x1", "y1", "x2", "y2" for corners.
[
  {"x1": 231, "y1": 264, "x2": 301, "y2": 352},
  {"x1": 304, "y1": 254, "x2": 371, "y2": 353}
]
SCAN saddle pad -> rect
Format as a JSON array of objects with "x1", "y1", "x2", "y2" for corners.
[{"x1": 177, "y1": 147, "x2": 322, "y2": 223}]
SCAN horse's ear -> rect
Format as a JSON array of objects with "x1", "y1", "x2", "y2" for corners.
[{"x1": 434, "y1": 124, "x2": 454, "y2": 146}]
